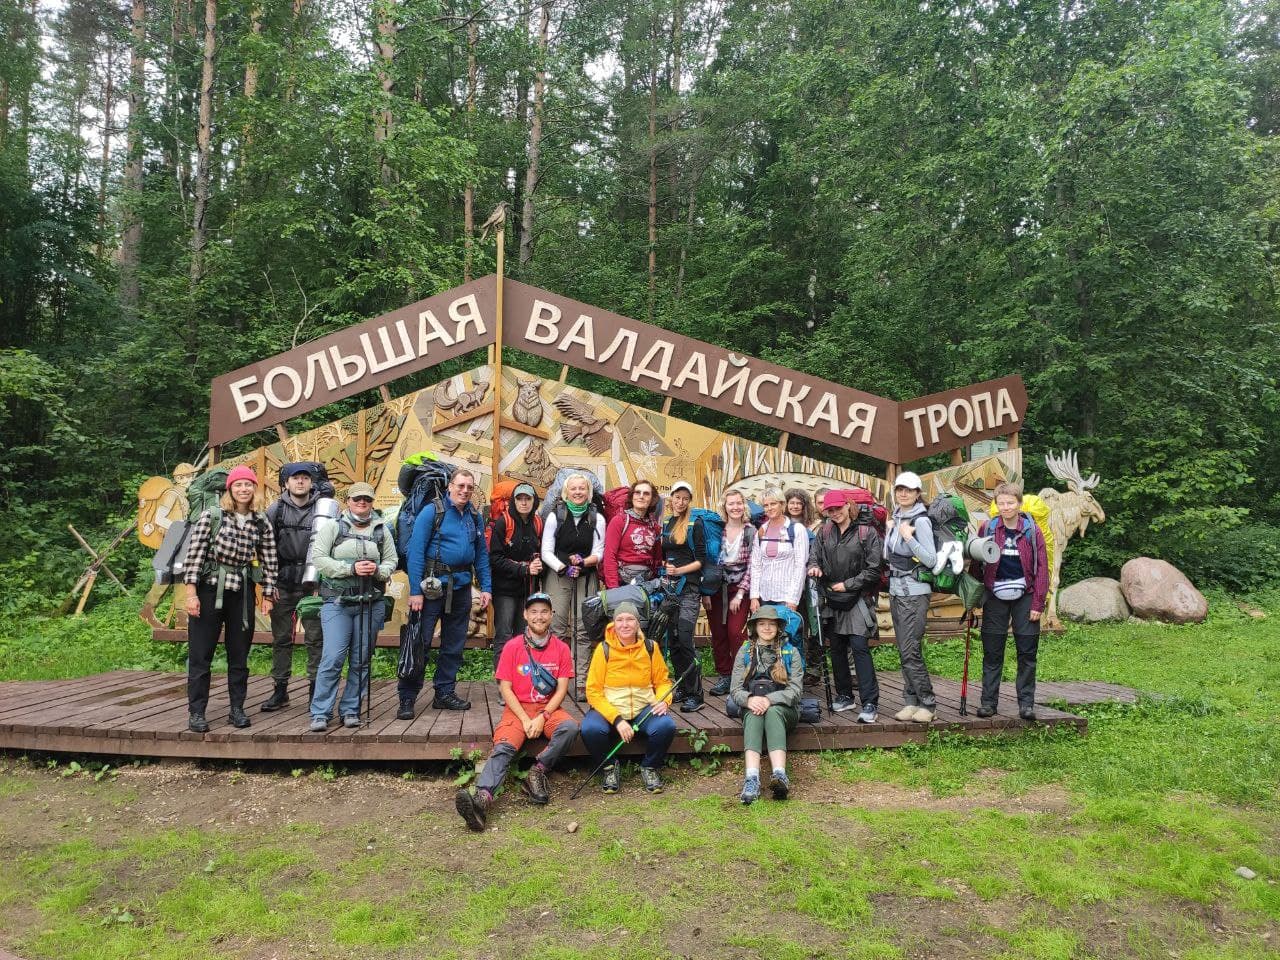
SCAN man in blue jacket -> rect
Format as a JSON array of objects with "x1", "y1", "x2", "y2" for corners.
[{"x1": 397, "y1": 468, "x2": 493, "y2": 717}]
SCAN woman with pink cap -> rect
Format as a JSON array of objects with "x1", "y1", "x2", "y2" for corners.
[{"x1": 180, "y1": 465, "x2": 279, "y2": 733}]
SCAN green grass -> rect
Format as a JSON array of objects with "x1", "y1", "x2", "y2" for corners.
[{"x1": 1, "y1": 589, "x2": 1278, "y2": 958}]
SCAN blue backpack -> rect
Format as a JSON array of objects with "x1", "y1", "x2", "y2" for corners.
[
  {"x1": 392, "y1": 456, "x2": 455, "y2": 571},
  {"x1": 689, "y1": 508, "x2": 726, "y2": 596}
]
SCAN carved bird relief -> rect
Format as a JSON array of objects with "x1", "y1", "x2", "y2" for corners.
[{"x1": 553, "y1": 394, "x2": 615, "y2": 456}]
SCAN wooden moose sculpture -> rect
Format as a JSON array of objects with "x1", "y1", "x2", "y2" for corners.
[{"x1": 1039, "y1": 449, "x2": 1107, "y2": 625}]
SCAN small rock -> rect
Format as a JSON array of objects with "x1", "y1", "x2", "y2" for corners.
[
  {"x1": 1235, "y1": 866, "x2": 1257, "y2": 880},
  {"x1": 566, "y1": 821, "x2": 579, "y2": 834}
]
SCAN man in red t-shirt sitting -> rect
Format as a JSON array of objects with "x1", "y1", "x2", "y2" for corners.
[{"x1": 456, "y1": 592, "x2": 578, "y2": 831}]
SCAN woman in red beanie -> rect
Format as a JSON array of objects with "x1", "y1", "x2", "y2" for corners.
[{"x1": 181, "y1": 465, "x2": 279, "y2": 732}]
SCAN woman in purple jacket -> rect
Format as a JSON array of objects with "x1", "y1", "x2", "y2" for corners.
[{"x1": 975, "y1": 482, "x2": 1049, "y2": 721}]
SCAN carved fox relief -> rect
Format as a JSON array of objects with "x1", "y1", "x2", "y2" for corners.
[{"x1": 512, "y1": 378, "x2": 544, "y2": 427}]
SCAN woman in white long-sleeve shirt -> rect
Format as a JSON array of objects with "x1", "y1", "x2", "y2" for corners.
[
  {"x1": 540, "y1": 473, "x2": 606, "y2": 696},
  {"x1": 749, "y1": 488, "x2": 809, "y2": 612}
]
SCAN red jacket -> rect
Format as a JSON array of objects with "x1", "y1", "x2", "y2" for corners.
[
  {"x1": 977, "y1": 515, "x2": 1050, "y2": 613},
  {"x1": 601, "y1": 512, "x2": 662, "y2": 588}
]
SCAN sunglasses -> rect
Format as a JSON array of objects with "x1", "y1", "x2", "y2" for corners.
[{"x1": 351, "y1": 496, "x2": 373, "y2": 503}]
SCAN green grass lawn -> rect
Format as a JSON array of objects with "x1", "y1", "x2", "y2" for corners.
[{"x1": 0, "y1": 590, "x2": 1277, "y2": 959}]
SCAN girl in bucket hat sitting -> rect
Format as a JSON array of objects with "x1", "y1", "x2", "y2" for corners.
[{"x1": 729, "y1": 605, "x2": 803, "y2": 804}]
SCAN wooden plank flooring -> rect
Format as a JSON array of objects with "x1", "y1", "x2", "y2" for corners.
[{"x1": 0, "y1": 670, "x2": 1103, "y2": 762}]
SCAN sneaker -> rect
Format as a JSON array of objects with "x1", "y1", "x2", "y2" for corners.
[
  {"x1": 639, "y1": 766, "x2": 663, "y2": 793},
  {"x1": 342, "y1": 715, "x2": 361, "y2": 729},
  {"x1": 455, "y1": 788, "x2": 491, "y2": 831},
  {"x1": 679, "y1": 696, "x2": 705, "y2": 713},
  {"x1": 260, "y1": 681, "x2": 290, "y2": 712},
  {"x1": 769, "y1": 769, "x2": 791, "y2": 801},
  {"x1": 1019, "y1": 706, "x2": 1037, "y2": 722},
  {"x1": 856, "y1": 704, "x2": 878, "y2": 724},
  {"x1": 708, "y1": 676, "x2": 732, "y2": 697},
  {"x1": 309, "y1": 716, "x2": 328, "y2": 732},
  {"x1": 976, "y1": 705, "x2": 996, "y2": 718},
  {"x1": 832, "y1": 695, "x2": 857, "y2": 713},
  {"x1": 911, "y1": 707, "x2": 935, "y2": 724},
  {"x1": 396, "y1": 698, "x2": 415, "y2": 721},
  {"x1": 188, "y1": 712, "x2": 210, "y2": 734},
  {"x1": 893, "y1": 706, "x2": 917, "y2": 722},
  {"x1": 523, "y1": 763, "x2": 550, "y2": 805},
  {"x1": 601, "y1": 763, "x2": 621, "y2": 794},
  {"x1": 739, "y1": 774, "x2": 761, "y2": 805},
  {"x1": 229, "y1": 706, "x2": 251, "y2": 729},
  {"x1": 432, "y1": 691, "x2": 472, "y2": 711}
]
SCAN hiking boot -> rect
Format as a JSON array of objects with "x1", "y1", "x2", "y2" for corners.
[
  {"x1": 432, "y1": 691, "x2": 471, "y2": 711},
  {"x1": 910, "y1": 707, "x2": 935, "y2": 724},
  {"x1": 229, "y1": 705, "x2": 251, "y2": 729},
  {"x1": 523, "y1": 763, "x2": 550, "y2": 805},
  {"x1": 260, "y1": 681, "x2": 290, "y2": 712},
  {"x1": 856, "y1": 704, "x2": 878, "y2": 724},
  {"x1": 739, "y1": 773, "x2": 761, "y2": 805},
  {"x1": 188, "y1": 712, "x2": 210, "y2": 734},
  {"x1": 456, "y1": 788, "x2": 491, "y2": 831},
  {"x1": 639, "y1": 766, "x2": 664, "y2": 793},
  {"x1": 601, "y1": 763, "x2": 621, "y2": 794},
  {"x1": 832, "y1": 695, "x2": 857, "y2": 713},
  {"x1": 708, "y1": 676, "x2": 732, "y2": 697},
  {"x1": 1019, "y1": 706, "x2": 1037, "y2": 722},
  {"x1": 396, "y1": 698, "x2": 415, "y2": 721},
  {"x1": 976, "y1": 705, "x2": 997, "y2": 718},
  {"x1": 309, "y1": 716, "x2": 328, "y2": 732},
  {"x1": 342, "y1": 715, "x2": 361, "y2": 729},
  {"x1": 769, "y1": 769, "x2": 791, "y2": 801},
  {"x1": 679, "y1": 696, "x2": 705, "y2": 713},
  {"x1": 893, "y1": 706, "x2": 917, "y2": 722}
]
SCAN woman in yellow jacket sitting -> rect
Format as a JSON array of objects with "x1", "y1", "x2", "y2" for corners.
[{"x1": 582, "y1": 602, "x2": 677, "y2": 794}]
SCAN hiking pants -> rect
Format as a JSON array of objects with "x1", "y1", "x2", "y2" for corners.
[
  {"x1": 889, "y1": 592, "x2": 935, "y2": 709},
  {"x1": 830, "y1": 631, "x2": 879, "y2": 707},
  {"x1": 742, "y1": 703, "x2": 797, "y2": 755},
  {"x1": 708, "y1": 590, "x2": 748, "y2": 678},
  {"x1": 547, "y1": 571, "x2": 594, "y2": 696},
  {"x1": 491, "y1": 593, "x2": 527, "y2": 672},
  {"x1": 312, "y1": 598, "x2": 385, "y2": 720},
  {"x1": 397, "y1": 584, "x2": 471, "y2": 702},
  {"x1": 980, "y1": 592, "x2": 1040, "y2": 710},
  {"x1": 476, "y1": 705, "x2": 578, "y2": 794},
  {"x1": 187, "y1": 583, "x2": 252, "y2": 715},
  {"x1": 580, "y1": 709, "x2": 676, "y2": 770},
  {"x1": 667, "y1": 585, "x2": 703, "y2": 701},
  {"x1": 269, "y1": 585, "x2": 324, "y2": 683}
]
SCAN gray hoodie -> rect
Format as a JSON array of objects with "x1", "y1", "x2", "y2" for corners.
[{"x1": 883, "y1": 502, "x2": 936, "y2": 597}]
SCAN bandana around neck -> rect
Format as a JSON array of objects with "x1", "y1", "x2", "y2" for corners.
[
  {"x1": 525, "y1": 629, "x2": 551, "y2": 649},
  {"x1": 564, "y1": 499, "x2": 589, "y2": 518}
]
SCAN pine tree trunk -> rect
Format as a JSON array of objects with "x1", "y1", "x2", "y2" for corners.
[
  {"x1": 374, "y1": 0, "x2": 397, "y2": 184},
  {"x1": 242, "y1": 2, "x2": 262, "y2": 148},
  {"x1": 119, "y1": 0, "x2": 146, "y2": 314},
  {"x1": 646, "y1": 24, "x2": 658, "y2": 322},
  {"x1": 190, "y1": 0, "x2": 217, "y2": 286},
  {"x1": 519, "y1": 0, "x2": 549, "y2": 266},
  {"x1": 463, "y1": 16, "x2": 478, "y2": 281},
  {"x1": 95, "y1": 40, "x2": 115, "y2": 259}
]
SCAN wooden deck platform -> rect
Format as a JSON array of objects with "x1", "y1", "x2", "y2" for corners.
[{"x1": 0, "y1": 670, "x2": 1098, "y2": 762}]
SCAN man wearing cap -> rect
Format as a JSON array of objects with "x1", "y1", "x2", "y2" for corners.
[
  {"x1": 455, "y1": 592, "x2": 577, "y2": 830},
  {"x1": 260, "y1": 463, "x2": 327, "y2": 713},
  {"x1": 486, "y1": 482, "x2": 544, "y2": 670},
  {"x1": 808, "y1": 490, "x2": 884, "y2": 722}
]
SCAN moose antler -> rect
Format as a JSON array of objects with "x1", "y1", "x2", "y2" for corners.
[{"x1": 1044, "y1": 449, "x2": 1100, "y2": 492}]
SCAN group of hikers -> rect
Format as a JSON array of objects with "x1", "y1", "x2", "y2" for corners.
[{"x1": 180, "y1": 462, "x2": 1049, "y2": 824}]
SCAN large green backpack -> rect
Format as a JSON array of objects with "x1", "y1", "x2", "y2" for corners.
[
  {"x1": 918, "y1": 492, "x2": 970, "y2": 591},
  {"x1": 186, "y1": 467, "x2": 231, "y2": 558}
]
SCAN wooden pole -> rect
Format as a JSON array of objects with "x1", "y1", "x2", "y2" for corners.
[{"x1": 490, "y1": 204, "x2": 507, "y2": 486}]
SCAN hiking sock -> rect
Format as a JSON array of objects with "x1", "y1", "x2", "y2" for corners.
[
  {"x1": 745, "y1": 766, "x2": 760, "y2": 779},
  {"x1": 771, "y1": 767, "x2": 786, "y2": 779}
]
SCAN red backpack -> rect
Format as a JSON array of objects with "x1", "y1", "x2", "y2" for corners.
[
  {"x1": 486, "y1": 478, "x2": 543, "y2": 547},
  {"x1": 826, "y1": 487, "x2": 888, "y2": 593}
]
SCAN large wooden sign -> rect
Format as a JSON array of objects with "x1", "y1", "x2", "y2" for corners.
[{"x1": 207, "y1": 276, "x2": 1025, "y2": 462}]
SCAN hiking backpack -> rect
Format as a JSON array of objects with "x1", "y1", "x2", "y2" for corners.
[
  {"x1": 392, "y1": 453, "x2": 456, "y2": 571},
  {"x1": 688, "y1": 508, "x2": 727, "y2": 596},
  {"x1": 485, "y1": 477, "x2": 543, "y2": 548},
  {"x1": 539, "y1": 467, "x2": 605, "y2": 521},
  {"x1": 823, "y1": 487, "x2": 888, "y2": 593},
  {"x1": 277, "y1": 461, "x2": 335, "y2": 498}
]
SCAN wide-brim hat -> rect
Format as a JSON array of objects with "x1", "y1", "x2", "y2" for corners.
[{"x1": 747, "y1": 604, "x2": 783, "y2": 624}]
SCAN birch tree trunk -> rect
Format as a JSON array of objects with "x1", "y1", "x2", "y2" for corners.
[
  {"x1": 119, "y1": 0, "x2": 146, "y2": 313},
  {"x1": 95, "y1": 40, "x2": 115, "y2": 259},
  {"x1": 519, "y1": 0, "x2": 549, "y2": 266}
]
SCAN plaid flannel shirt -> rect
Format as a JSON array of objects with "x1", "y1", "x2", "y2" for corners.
[{"x1": 182, "y1": 509, "x2": 279, "y2": 594}]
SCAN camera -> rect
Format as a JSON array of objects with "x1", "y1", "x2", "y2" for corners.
[{"x1": 420, "y1": 575, "x2": 445, "y2": 600}]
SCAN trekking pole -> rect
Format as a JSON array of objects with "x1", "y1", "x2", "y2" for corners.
[
  {"x1": 570, "y1": 660, "x2": 699, "y2": 799},
  {"x1": 806, "y1": 578, "x2": 835, "y2": 714},
  {"x1": 570, "y1": 575, "x2": 581, "y2": 701},
  {"x1": 359, "y1": 574, "x2": 372, "y2": 724},
  {"x1": 959, "y1": 611, "x2": 973, "y2": 717}
]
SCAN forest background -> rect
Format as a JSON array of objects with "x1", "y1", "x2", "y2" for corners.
[{"x1": 2, "y1": 0, "x2": 1279, "y2": 618}]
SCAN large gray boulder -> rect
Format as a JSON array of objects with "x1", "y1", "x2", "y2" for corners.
[
  {"x1": 1120, "y1": 558, "x2": 1208, "y2": 624},
  {"x1": 1058, "y1": 577, "x2": 1130, "y2": 623}
]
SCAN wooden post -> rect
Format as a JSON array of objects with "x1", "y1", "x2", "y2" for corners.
[
  {"x1": 661, "y1": 397, "x2": 673, "y2": 415},
  {"x1": 210, "y1": 445, "x2": 221, "y2": 466},
  {"x1": 490, "y1": 204, "x2": 507, "y2": 485},
  {"x1": 74, "y1": 572, "x2": 98, "y2": 616},
  {"x1": 275, "y1": 423, "x2": 289, "y2": 443},
  {"x1": 1008, "y1": 431, "x2": 1020, "y2": 450},
  {"x1": 885, "y1": 463, "x2": 900, "y2": 488},
  {"x1": 777, "y1": 431, "x2": 790, "y2": 453},
  {"x1": 950, "y1": 448, "x2": 963, "y2": 466},
  {"x1": 558, "y1": 364, "x2": 569, "y2": 384},
  {"x1": 378, "y1": 385, "x2": 392, "y2": 403}
]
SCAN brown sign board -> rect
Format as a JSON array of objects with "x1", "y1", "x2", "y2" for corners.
[
  {"x1": 208, "y1": 275, "x2": 1026, "y2": 462},
  {"x1": 207, "y1": 278, "x2": 496, "y2": 445}
]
